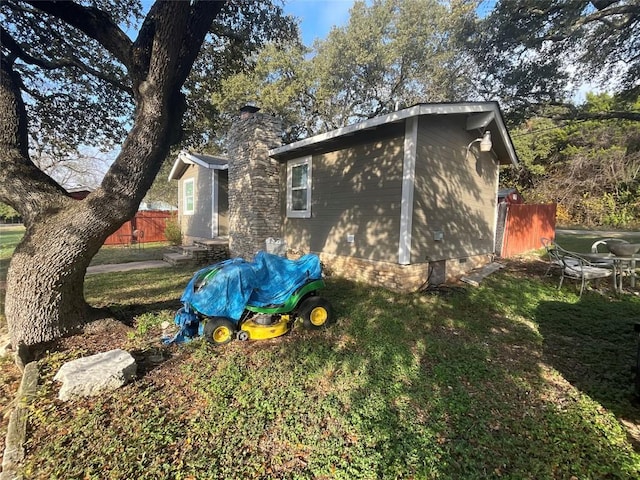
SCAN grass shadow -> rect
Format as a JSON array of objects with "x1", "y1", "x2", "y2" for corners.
[{"x1": 534, "y1": 296, "x2": 640, "y2": 438}]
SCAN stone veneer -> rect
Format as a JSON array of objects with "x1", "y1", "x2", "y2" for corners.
[
  {"x1": 226, "y1": 112, "x2": 283, "y2": 260},
  {"x1": 299, "y1": 252, "x2": 493, "y2": 292}
]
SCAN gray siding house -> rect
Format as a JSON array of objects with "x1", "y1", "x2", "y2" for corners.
[
  {"x1": 168, "y1": 150, "x2": 229, "y2": 244},
  {"x1": 268, "y1": 102, "x2": 518, "y2": 290},
  {"x1": 171, "y1": 102, "x2": 519, "y2": 291}
]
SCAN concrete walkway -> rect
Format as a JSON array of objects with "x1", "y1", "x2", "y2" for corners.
[{"x1": 86, "y1": 260, "x2": 170, "y2": 275}]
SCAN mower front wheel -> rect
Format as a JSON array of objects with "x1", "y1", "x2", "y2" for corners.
[
  {"x1": 299, "y1": 297, "x2": 334, "y2": 329},
  {"x1": 203, "y1": 317, "x2": 236, "y2": 346}
]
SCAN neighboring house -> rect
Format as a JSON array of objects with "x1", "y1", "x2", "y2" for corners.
[
  {"x1": 139, "y1": 200, "x2": 177, "y2": 211},
  {"x1": 497, "y1": 187, "x2": 524, "y2": 204},
  {"x1": 168, "y1": 150, "x2": 229, "y2": 243},
  {"x1": 173, "y1": 102, "x2": 520, "y2": 291},
  {"x1": 67, "y1": 186, "x2": 92, "y2": 200},
  {"x1": 268, "y1": 102, "x2": 519, "y2": 289}
]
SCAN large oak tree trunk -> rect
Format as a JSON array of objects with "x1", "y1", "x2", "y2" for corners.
[
  {"x1": 1, "y1": 0, "x2": 225, "y2": 348},
  {"x1": 6, "y1": 208, "x2": 101, "y2": 345}
]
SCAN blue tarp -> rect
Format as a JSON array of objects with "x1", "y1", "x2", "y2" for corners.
[{"x1": 179, "y1": 251, "x2": 322, "y2": 322}]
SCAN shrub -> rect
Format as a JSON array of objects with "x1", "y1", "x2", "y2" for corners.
[{"x1": 164, "y1": 215, "x2": 182, "y2": 245}]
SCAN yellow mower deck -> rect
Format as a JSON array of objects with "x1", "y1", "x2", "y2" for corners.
[{"x1": 240, "y1": 315, "x2": 291, "y2": 340}]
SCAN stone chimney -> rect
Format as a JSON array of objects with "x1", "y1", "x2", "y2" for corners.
[{"x1": 227, "y1": 106, "x2": 283, "y2": 259}]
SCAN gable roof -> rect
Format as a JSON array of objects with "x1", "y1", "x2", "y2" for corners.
[
  {"x1": 269, "y1": 102, "x2": 519, "y2": 166},
  {"x1": 168, "y1": 150, "x2": 228, "y2": 181}
]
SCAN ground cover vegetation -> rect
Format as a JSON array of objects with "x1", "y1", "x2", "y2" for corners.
[
  {"x1": 7, "y1": 257, "x2": 640, "y2": 479},
  {"x1": 3, "y1": 225, "x2": 640, "y2": 477}
]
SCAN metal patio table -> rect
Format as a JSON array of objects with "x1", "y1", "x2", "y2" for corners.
[{"x1": 582, "y1": 252, "x2": 640, "y2": 292}]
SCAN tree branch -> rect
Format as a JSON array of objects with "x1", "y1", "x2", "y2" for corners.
[
  {"x1": 0, "y1": 54, "x2": 68, "y2": 220},
  {"x1": 25, "y1": 0, "x2": 133, "y2": 70},
  {"x1": 0, "y1": 27, "x2": 131, "y2": 94},
  {"x1": 545, "y1": 4, "x2": 640, "y2": 41},
  {"x1": 553, "y1": 110, "x2": 640, "y2": 122}
]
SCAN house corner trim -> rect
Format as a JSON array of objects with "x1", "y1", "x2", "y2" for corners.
[{"x1": 399, "y1": 117, "x2": 418, "y2": 265}]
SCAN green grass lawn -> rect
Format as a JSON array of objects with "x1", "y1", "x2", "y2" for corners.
[
  {"x1": 3, "y1": 226, "x2": 640, "y2": 477},
  {"x1": 0, "y1": 225, "x2": 25, "y2": 282},
  {"x1": 90, "y1": 241, "x2": 171, "y2": 265},
  {"x1": 555, "y1": 231, "x2": 640, "y2": 253},
  {"x1": 17, "y1": 262, "x2": 640, "y2": 479}
]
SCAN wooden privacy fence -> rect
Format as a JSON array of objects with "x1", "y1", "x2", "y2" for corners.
[
  {"x1": 104, "y1": 210, "x2": 173, "y2": 246},
  {"x1": 496, "y1": 203, "x2": 556, "y2": 258}
]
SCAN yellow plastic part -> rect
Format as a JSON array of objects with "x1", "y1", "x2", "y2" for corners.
[
  {"x1": 309, "y1": 307, "x2": 328, "y2": 326},
  {"x1": 241, "y1": 315, "x2": 290, "y2": 340},
  {"x1": 212, "y1": 325, "x2": 233, "y2": 344}
]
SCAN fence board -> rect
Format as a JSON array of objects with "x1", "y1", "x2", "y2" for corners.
[
  {"x1": 500, "y1": 203, "x2": 556, "y2": 258},
  {"x1": 103, "y1": 211, "x2": 173, "y2": 245}
]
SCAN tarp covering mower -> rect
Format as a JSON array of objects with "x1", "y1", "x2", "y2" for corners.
[{"x1": 165, "y1": 251, "x2": 334, "y2": 345}]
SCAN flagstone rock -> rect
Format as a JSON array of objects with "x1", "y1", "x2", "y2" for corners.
[{"x1": 54, "y1": 349, "x2": 137, "y2": 401}]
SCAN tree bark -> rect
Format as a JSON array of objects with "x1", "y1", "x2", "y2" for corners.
[
  {"x1": 5, "y1": 204, "x2": 104, "y2": 345},
  {"x1": 1, "y1": 1, "x2": 225, "y2": 347}
]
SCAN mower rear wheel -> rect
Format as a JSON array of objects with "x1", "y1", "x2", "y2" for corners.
[
  {"x1": 204, "y1": 317, "x2": 236, "y2": 345},
  {"x1": 299, "y1": 297, "x2": 333, "y2": 329}
]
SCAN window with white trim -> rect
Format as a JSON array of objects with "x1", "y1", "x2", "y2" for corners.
[
  {"x1": 183, "y1": 178, "x2": 195, "y2": 215},
  {"x1": 286, "y1": 156, "x2": 312, "y2": 218}
]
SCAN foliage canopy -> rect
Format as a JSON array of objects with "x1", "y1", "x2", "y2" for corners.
[
  {"x1": 507, "y1": 94, "x2": 640, "y2": 227},
  {"x1": 212, "y1": 0, "x2": 477, "y2": 139},
  {"x1": 472, "y1": 0, "x2": 640, "y2": 120}
]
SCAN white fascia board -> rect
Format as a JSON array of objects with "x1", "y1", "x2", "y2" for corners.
[
  {"x1": 268, "y1": 102, "x2": 515, "y2": 160},
  {"x1": 398, "y1": 117, "x2": 418, "y2": 265},
  {"x1": 167, "y1": 158, "x2": 185, "y2": 181},
  {"x1": 269, "y1": 106, "x2": 422, "y2": 157},
  {"x1": 466, "y1": 111, "x2": 495, "y2": 131},
  {"x1": 168, "y1": 151, "x2": 229, "y2": 181},
  {"x1": 491, "y1": 110, "x2": 520, "y2": 167},
  {"x1": 181, "y1": 151, "x2": 229, "y2": 170}
]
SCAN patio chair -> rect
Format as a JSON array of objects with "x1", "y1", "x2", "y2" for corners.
[
  {"x1": 591, "y1": 238, "x2": 629, "y2": 253},
  {"x1": 541, "y1": 237, "x2": 579, "y2": 277},
  {"x1": 591, "y1": 238, "x2": 635, "y2": 282},
  {"x1": 550, "y1": 244, "x2": 613, "y2": 297}
]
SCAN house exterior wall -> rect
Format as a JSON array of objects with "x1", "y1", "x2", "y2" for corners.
[
  {"x1": 283, "y1": 131, "x2": 404, "y2": 263},
  {"x1": 410, "y1": 116, "x2": 499, "y2": 267},
  {"x1": 178, "y1": 164, "x2": 211, "y2": 241},
  {"x1": 281, "y1": 118, "x2": 498, "y2": 291},
  {"x1": 218, "y1": 169, "x2": 229, "y2": 236},
  {"x1": 178, "y1": 166, "x2": 229, "y2": 244}
]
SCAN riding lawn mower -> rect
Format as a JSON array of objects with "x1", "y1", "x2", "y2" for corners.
[{"x1": 165, "y1": 251, "x2": 334, "y2": 345}]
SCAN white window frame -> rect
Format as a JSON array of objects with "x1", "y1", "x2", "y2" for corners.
[
  {"x1": 183, "y1": 178, "x2": 195, "y2": 215},
  {"x1": 286, "y1": 155, "x2": 312, "y2": 218}
]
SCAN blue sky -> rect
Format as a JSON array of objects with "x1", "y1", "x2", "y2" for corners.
[
  {"x1": 283, "y1": 0, "x2": 355, "y2": 46},
  {"x1": 136, "y1": 1, "x2": 354, "y2": 46}
]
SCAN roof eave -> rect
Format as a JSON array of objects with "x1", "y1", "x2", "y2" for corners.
[
  {"x1": 268, "y1": 101, "x2": 519, "y2": 166},
  {"x1": 168, "y1": 150, "x2": 229, "y2": 181}
]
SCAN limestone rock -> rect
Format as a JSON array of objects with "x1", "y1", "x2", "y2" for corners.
[{"x1": 54, "y1": 349, "x2": 137, "y2": 401}]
